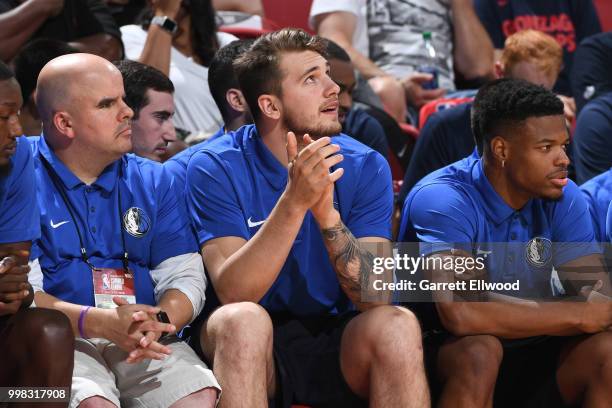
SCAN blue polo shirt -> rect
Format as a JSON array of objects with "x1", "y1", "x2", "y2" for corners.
[
  {"x1": 29, "y1": 136, "x2": 197, "y2": 306},
  {"x1": 580, "y1": 168, "x2": 612, "y2": 243},
  {"x1": 186, "y1": 124, "x2": 393, "y2": 317},
  {"x1": 165, "y1": 127, "x2": 226, "y2": 192},
  {"x1": 0, "y1": 136, "x2": 40, "y2": 244},
  {"x1": 400, "y1": 156, "x2": 599, "y2": 298}
]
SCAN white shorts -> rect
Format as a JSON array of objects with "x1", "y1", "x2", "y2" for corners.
[{"x1": 70, "y1": 336, "x2": 220, "y2": 408}]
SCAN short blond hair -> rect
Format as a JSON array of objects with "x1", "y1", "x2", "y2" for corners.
[{"x1": 501, "y1": 30, "x2": 563, "y2": 78}]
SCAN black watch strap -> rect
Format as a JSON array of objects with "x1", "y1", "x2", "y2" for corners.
[{"x1": 151, "y1": 16, "x2": 178, "y2": 35}]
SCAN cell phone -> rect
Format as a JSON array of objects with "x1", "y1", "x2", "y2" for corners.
[{"x1": 156, "y1": 311, "x2": 171, "y2": 339}]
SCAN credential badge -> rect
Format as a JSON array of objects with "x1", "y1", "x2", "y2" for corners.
[{"x1": 123, "y1": 207, "x2": 151, "y2": 238}]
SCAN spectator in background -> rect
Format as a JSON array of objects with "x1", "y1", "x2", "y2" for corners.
[
  {"x1": 310, "y1": 0, "x2": 493, "y2": 123},
  {"x1": 473, "y1": 0, "x2": 601, "y2": 97},
  {"x1": 115, "y1": 60, "x2": 178, "y2": 162},
  {"x1": 0, "y1": 0, "x2": 122, "y2": 62},
  {"x1": 165, "y1": 39, "x2": 253, "y2": 192},
  {"x1": 12, "y1": 38, "x2": 77, "y2": 136},
  {"x1": 570, "y1": 32, "x2": 612, "y2": 113},
  {"x1": 326, "y1": 39, "x2": 388, "y2": 159},
  {"x1": 573, "y1": 92, "x2": 612, "y2": 184},
  {"x1": 398, "y1": 30, "x2": 565, "y2": 206},
  {"x1": 121, "y1": 0, "x2": 237, "y2": 136},
  {"x1": 0, "y1": 59, "x2": 74, "y2": 401}
]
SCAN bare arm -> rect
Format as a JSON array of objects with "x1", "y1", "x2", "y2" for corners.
[
  {"x1": 450, "y1": 0, "x2": 494, "y2": 80},
  {"x1": 133, "y1": 0, "x2": 181, "y2": 76},
  {"x1": 319, "y1": 218, "x2": 391, "y2": 310},
  {"x1": 430, "y1": 252, "x2": 612, "y2": 337},
  {"x1": 212, "y1": 0, "x2": 263, "y2": 16},
  {"x1": 314, "y1": 11, "x2": 387, "y2": 79},
  {"x1": 202, "y1": 194, "x2": 307, "y2": 304},
  {"x1": 0, "y1": 0, "x2": 62, "y2": 61}
]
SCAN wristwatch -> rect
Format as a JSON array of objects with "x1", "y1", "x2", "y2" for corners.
[
  {"x1": 151, "y1": 16, "x2": 178, "y2": 35},
  {"x1": 156, "y1": 310, "x2": 171, "y2": 339}
]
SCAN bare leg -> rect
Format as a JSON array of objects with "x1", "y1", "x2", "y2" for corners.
[
  {"x1": 78, "y1": 397, "x2": 117, "y2": 408},
  {"x1": 169, "y1": 387, "x2": 218, "y2": 408},
  {"x1": 340, "y1": 305, "x2": 430, "y2": 408},
  {"x1": 200, "y1": 302, "x2": 275, "y2": 408},
  {"x1": 1, "y1": 308, "x2": 74, "y2": 408},
  {"x1": 437, "y1": 335, "x2": 503, "y2": 408},
  {"x1": 557, "y1": 331, "x2": 612, "y2": 407}
]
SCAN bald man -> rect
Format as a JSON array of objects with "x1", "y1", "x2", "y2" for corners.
[{"x1": 27, "y1": 53, "x2": 219, "y2": 408}]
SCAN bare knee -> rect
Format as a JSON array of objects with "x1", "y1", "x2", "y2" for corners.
[
  {"x1": 360, "y1": 306, "x2": 423, "y2": 361},
  {"x1": 18, "y1": 308, "x2": 74, "y2": 352},
  {"x1": 587, "y1": 333, "x2": 612, "y2": 384},
  {"x1": 202, "y1": 302, "x2": 273, "y2": 361},
  {"x1": 171, "y1": 387, "x2": 218, "y2": 408},
  {"x1": 78, "y1": 396, "x2": 118, "y2": 408},
  {"x1": 442, "y1": 335, "x2": 503, "y2": 382}
]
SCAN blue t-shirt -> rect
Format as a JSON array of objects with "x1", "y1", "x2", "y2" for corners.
[
  {"x1": 398, "y1": 103, "x2": 474, "y2": 207},
  {"x1": 580, "y1": 168, "x2": 612, "y2": 243},
  {"x1": 570, "y1": 32, "x2": 612, "y2": 113},
  {"x1": 165, "y1": 127, "x2": 226, "y2": 192},
  {"x1": 400, "y1": 156, "x2": 599, "y2": 298},
  {"x1": 474, "y1": 0, "x2": 601, "y2": 96},
  {"x1": 573, "y1": 92, "x2": 612, "y2": 184},
  {"x1": 0, "y1": 136, "x2": 40, "y2": 244},
  {"x1": 29, "y1": 136, "x2": 198, "y2": 306},
  {"x1": 186, "y1": 124, "x2": 393, "y2": 317},
  {"x1": 343, "y1": 108, "x2": 388, "y2": 160}
]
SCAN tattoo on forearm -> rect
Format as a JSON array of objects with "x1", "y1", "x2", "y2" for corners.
[{"x1": 321, "y1": 221, "x2": 375, "y2": 304}]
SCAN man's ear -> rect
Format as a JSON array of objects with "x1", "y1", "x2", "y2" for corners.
[
  {"x1": 494, "y1": 61, "x2": 505, "y2": 79},
  {"x1": 226, "y1": 88, "x2": 248, "y2": 113},
  {"x1": 491, "y1": 135, "x2": 509, "y2": 164},
  {"x1": 53, "y1": 111, "x2": 76, "y2": 139},
  {"x1": 257, "y1": 94, "x2": 281, "y2": 120}
]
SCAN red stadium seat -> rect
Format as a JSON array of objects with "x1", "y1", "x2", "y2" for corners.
[
  {"x1": 594, "y1": 0, "x2": 612, "y2": 32},
  {"x1": 418, "y1": 96, "x2": 474, "y2": 129},
  {"x1": 218, "y1": 26, "x2": 272, "y2": 39},
  {"x1": 261, "y1": 0, "x2": 314, "y2": 33}
]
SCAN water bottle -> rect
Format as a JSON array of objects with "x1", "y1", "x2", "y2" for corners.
[{"x1": 417, "y1": 31, "x2": 439, "y2": 90}]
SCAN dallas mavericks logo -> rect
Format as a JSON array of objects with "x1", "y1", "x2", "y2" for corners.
[
  {"x1": 123, "y1": 207, "x2": 151, "y2": 238},
  {"x1": 525, "y1": 237, "x2": 552, "y2": 267}
]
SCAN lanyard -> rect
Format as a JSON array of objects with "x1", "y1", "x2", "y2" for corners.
[{"x1": 41, "y1": 157, "x2": 130, "y2": 272}]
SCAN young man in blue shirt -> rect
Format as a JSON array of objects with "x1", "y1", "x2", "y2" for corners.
[
  {"x1": 187, "y1": 28, "x2": 428, "y2": 407},
  {"x1": 28, "y1": 54, "x2": 219, "y2": 408},
  {"x1": 0, "y1": 60, "x2": 74, "y2": 399},
  {"x1": 401, "y1": 78, "x2": 612, "y2": 407}
]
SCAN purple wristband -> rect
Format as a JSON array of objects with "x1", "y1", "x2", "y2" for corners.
[{"x1": 78, "y1": 306, "x2": 91, "y2": 339}]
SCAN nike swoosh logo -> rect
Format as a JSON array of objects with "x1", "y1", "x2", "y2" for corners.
[
  {"x1": 476, "y1": 249, "x2": 492, "y2": 256},
  {"x1": 247, "y1": 217, "x2": 266, "y2": 228},
  {"x1": 50, "y1": 220, "x2": 70, "y2": 229}
]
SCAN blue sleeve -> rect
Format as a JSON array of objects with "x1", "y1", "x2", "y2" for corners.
[
  {"x1": 606, "y1": 200, "x2": 612, "y2": 242},
  {"x1": 346, "y1": 151, "x2": 393, "y2": 239},
  {"x1": 0, "y1": 137, "x2": 40, "y2": 244},
  {"x1": 149, "y1": 165, "x2": 198, "y2": 267},
  {"x1": 400, "y1": 182, "x2": 477, "y2": 254},
  {"x1": 581, "y1": 188, "x2": 605, "y2": 243},
  {"x1": 163, "y1": 156, "x2": 188, "y2": 197},
  {"x1": 473, "y1": 0, "x2": 505, "y2": 48},
  {"x1": 186, "y1": 151, "x2": 250, "y2": 246},
  {"x1": 551, "y1": 181, "x2": 600, "y2": 265},
  {"x1": 573, "y1": 102, "x2": 612, "y2": 184}
]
